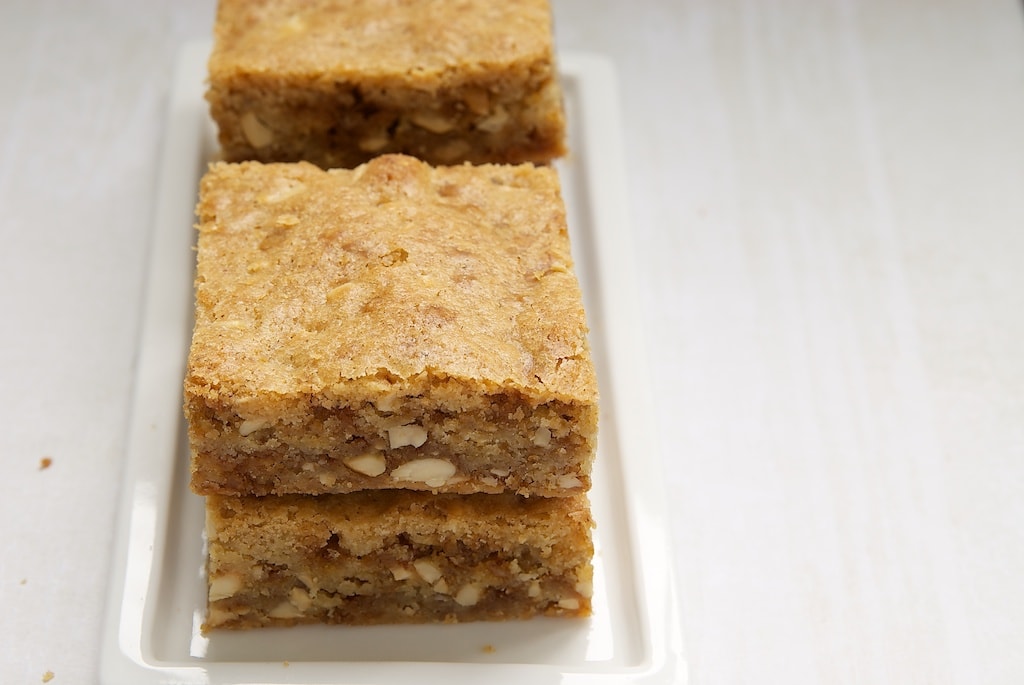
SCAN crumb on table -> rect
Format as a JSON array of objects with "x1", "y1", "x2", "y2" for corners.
[{"x1": 39, "y1": 457, "x2": 52, "y2": 470}]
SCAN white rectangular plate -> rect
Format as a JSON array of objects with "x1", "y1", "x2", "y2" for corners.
[{"x1": 100, "y1": 41, "x2": 685, "y2": 685}]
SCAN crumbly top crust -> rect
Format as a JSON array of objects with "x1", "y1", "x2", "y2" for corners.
[
  {"x1": 209, "y1": 0, "x2": 556, "y2": 84},
  {"x1": 188, "y1": 155, "x2": 597, "y2": 408}
]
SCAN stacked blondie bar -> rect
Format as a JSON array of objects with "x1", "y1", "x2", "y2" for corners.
[{"x1": 186, "y1": 0, "x2": 598, "y2": 630}]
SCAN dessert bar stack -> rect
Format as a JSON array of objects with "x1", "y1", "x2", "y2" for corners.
[{"x1": 185, "y1": 0, "x2": 599, "y2": 630}]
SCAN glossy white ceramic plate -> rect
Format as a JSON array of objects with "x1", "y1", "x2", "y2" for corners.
[{"x1": 100, "y1": 41, "x2": 685, "y2": 685}]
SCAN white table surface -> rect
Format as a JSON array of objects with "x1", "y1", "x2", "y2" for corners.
[{"x1": 2, "y1": 1, "x2": 1022, "y2": 683}]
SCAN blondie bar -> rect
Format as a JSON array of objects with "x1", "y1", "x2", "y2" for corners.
[
  {"x1": 186, "y1": 156, "x2": 598, "y2": 497},
  {"x1": 206, "y1": 0, "x2": 567, "y2": 168},
  {"x1": 204, "y1": 491, "x2": 594, "y2": 629}
]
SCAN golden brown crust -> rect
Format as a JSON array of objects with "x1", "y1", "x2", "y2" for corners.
[
  {"x1": 209, "y1": 0, "x2": 555, "y2": 82},
  {"x1": 189, "y1": 156, "x2": 594, "y2": 402},
  {"x1": 186, "y1": 156, "x2": 598, "y2": 497}
]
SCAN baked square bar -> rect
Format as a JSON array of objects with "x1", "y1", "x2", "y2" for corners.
[
  {"x1": 207, "y1": 0, "x2": 567, "y2": 168},
  {"x1": 204, "y1": 491, "x2": 595, "y2": 629},
  {"x1": 186, "y1": 155, "x2": 598, "y2": 497}
]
